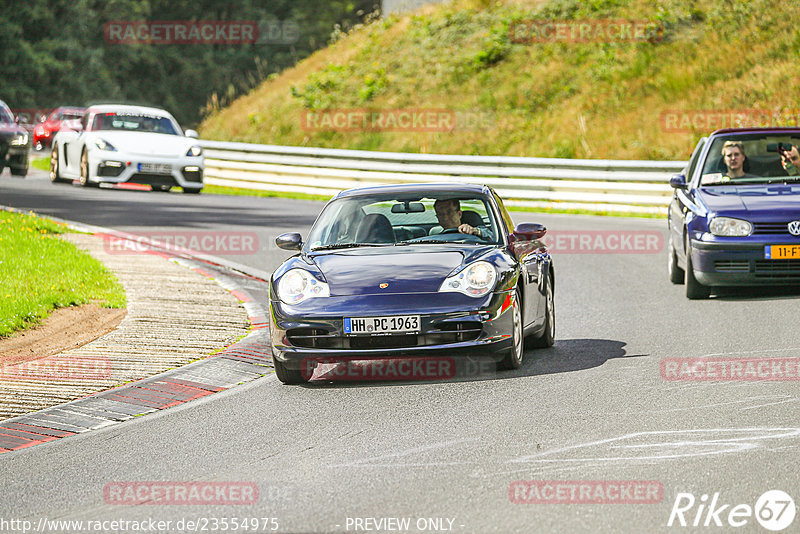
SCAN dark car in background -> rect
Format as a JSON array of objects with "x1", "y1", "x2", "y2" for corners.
[
  {"x1": 269, "y1": 183, "x2": 556, "y2": 384},
  {"x1": 33, "y1": 106, "x2": 86, "y2": 151},
  {"x1": 0, "y1": 100, "x2": 30, "y2": 177},
  {"x1": 668, "y1": 127, "x2": 800, "y2": 299}
]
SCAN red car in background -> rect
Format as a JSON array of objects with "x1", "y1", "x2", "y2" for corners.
[{"x1": 33, "y1": 107, "x2": 85, "y2": 150}]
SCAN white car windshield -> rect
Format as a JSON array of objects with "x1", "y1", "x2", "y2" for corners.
[{"x1": 92, "y1": 112, "x2": 180, "y2": 135}]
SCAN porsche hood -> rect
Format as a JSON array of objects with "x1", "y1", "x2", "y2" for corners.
[{"x1": 310, "y1": 248, "x2": 466, "y2": 296}]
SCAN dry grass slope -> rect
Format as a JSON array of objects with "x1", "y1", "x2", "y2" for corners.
[{"x1": 200, "y1": 0, "x2": 800, "y2": 160}]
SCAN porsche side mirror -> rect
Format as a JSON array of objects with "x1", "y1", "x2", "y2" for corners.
[
  {"x1": 670, "y1": 174, "x2": 687, "y2": 189},
  {"x1": 185, "y1": 129, "x2": 199, "y2": 139},
  {"x1": 276, "y1": 232, "x2": 302, "y2": 251},
  {"x1": 512, "y1": 223, "x2": 547, "y2": 241}
]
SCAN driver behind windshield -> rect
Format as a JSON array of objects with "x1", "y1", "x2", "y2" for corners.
[
  {"x1": 433, "y1": 198, "x2": 492, "y2": 239},
  {"x1": 721, "y1": 140, "x2": 756, "y2": 180}
]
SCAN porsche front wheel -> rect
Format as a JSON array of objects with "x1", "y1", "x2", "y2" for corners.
[
  {"x1": 498, "y1": 288, "x2": 524, "y2": 370},
  {"x1": 274, "y1": 358, "x2": 309, "y2": 385}
]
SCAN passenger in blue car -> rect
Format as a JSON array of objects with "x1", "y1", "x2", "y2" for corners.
[
  {"x1": 720, "y1": 140, "x2": 757, "y2": 180},
  {"x1": 432, "y1": 198, "x2": 493, "y2": 240},
  {"x1": 779, "y1": 144, "x2": 800, "y2": 176}
]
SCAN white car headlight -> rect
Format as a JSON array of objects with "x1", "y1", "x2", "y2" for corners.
[
  {"x1": 95, "y1": 138, "x2": 116, "y2": 151},
  {"x1": 709, "y1": 217, "x2": 752, "y2": 237},
  {"x1": 439, "y1": 261, "x2": 497, "y2": 297},
  {"x1": 187, "y1": 146, "x2": 202, "y2": 157},
  {"x1": 10, "y1": 133, "x2": 28, "y2": 146},
  {"x1": 277, "y1": 268, "x2": 330, "y2": 305}
]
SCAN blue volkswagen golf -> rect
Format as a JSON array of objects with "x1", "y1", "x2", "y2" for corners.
[
  {"x1": 668, "y1": 127, "x2": 800, "y2": 299},
  {"x1": 269, "y1": 183, "x2": 555, "y2": 384}
]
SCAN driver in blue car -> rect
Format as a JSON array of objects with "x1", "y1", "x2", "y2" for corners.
[
  {"x1": 433, "y1": 198, "x2": 492, "y2": 239},
  {"x1": 720, "y1": 140, "x2": 757, "y2": 181}
]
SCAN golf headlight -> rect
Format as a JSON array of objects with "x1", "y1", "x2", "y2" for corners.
[
  {"x1": 10, "y1": 133, "x2": 28, "y2": 146},
  {"x1": 95, "y1": 138, "x2": 116, "y2": 151},
  {"x1": 709, "y1": 217, "x2": 752, "y2": 237},
  {"x1": 439, "y1": 261, "x2": 497, "y2": 297},
  {"x1": 277, "y1": 269, "x2": 330, "y2": 305},
  {"x1": 187, "y1": 146, "x2": 202, "y2": 157}
]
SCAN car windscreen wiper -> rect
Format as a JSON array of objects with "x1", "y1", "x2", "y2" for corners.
[
  {"x1": 761, "y1": 176, "x2": 800, "y2": 185},
  {"x1": 310, "y1": 243, "x2": 392, "y2": 251},
  {"x1": 706, "y1": 176, "x2": 800, "y2": 186},
  {"x1": 395, "y1": 239, "x2": 480, "y2": 246}
]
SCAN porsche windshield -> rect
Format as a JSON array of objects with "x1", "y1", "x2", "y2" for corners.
[
  {"x1": 91, "y1": 112, "x2": 179, "y2": 135},
  {"x1": 699, "y1": 134, "x2": 800, "y2": 185},
  {"x1": 306, "y1": 193, "x2": 501, "y2": 250}
]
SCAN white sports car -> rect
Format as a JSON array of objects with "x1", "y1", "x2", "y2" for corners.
[{"x1": 49, "y1": 104, "x2": 204, "y2": 193}]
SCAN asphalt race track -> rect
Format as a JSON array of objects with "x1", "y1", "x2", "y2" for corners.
[{"x1": 2, "y1": 169, "x2": 800, "y2": 533}]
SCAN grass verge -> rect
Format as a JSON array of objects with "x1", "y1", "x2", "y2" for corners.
[
  {"x1": 200, "y1": 0, "x2": 799, "y2": 160},
  {"x1": 202, "y1": 183, "x2": 333, "y2": 202},
  {"x1": 0, "y1": 210, "x2": 126, "y2": 337},
  {"x1": 30, "y1": 156, "x2": 50, "y2": 172}
]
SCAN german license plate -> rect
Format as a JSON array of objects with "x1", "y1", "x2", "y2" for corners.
[
  {"x1": 138, "y1": 163, "x2": 172, "y2": 174},
  {"x1": 344, "y1": 315, "x2": 420, "y2": 335},
  {"x1": 765, "y1": 245, "x2": 800, "y2": 259}
]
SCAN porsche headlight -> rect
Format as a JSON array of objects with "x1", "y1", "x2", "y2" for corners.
[
  {"x1": 439, "y1": 261, "x2": 497, "y2": 297},
  {"x1": 277, "y1": 269, "x2": 330, "y2": 305},
  {"x1": 95, "y1": 138, "x2": 116, "y2": 151},
  {"x1": 709, "y1": 217, "x2": 752, "y2": 237},
  {"x1": 187, "y1": 146, "x2": 202, "y2": 157},
  {"x1": 10, "y1": 133, "x2": 28, "y2": 146}
]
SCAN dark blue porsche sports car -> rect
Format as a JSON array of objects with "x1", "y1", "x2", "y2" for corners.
[
  {"x1": 668, "y1": 127, "x2": 800, "y2": 299},
  {"x1": 269, "y1": 183, "x2": 555, "y2": 384}
]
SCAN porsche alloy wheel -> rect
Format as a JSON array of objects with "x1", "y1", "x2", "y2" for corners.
[
  {"x1": 498, "y1": 288, "x2": 524, "y2": 370},
  {"x1": 79, "y1": 150, "x2": 91, "y2": 187},
  {"x1": 50, "y1": 147, "x2": 64, "y2": 183}
]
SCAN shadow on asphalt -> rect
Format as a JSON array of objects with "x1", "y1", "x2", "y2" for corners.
[
  {"x1": 710, "y1": 285, "x2": 800, "y2": 301},
  {"x1": 298, "y1": 338, "x2": 640, "y2": 389},
  {"x1": 3, "y1": 179, "x2": 321, "y2": 230}
]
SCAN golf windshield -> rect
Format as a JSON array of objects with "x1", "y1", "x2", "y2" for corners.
[{"x1": 700, "y1": 134, "x2": 800, "y2": 185}]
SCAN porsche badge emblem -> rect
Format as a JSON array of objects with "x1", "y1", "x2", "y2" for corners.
[{"x1": 379, "y1": 283, "x2": 389, "y2": 289}]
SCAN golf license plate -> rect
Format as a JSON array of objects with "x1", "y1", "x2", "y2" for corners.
[
  {"x1": 344, "y1": 315, "x2": 420, "y2": 335},
  {"x1": 765, "y1": 245, "x2": 800, "y2": 259},
  {"x1": 138, "y1": 162, "x2": 172, "y2": 174}
]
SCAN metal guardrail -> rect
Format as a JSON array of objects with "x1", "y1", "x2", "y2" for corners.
[{"x1": 198, "y1": 140, "x2": 686, "y2": 214}]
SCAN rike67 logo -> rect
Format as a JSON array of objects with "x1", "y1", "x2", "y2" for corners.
[{"x1": 667, "y1": 490, "x2": 796, "y2": 531}]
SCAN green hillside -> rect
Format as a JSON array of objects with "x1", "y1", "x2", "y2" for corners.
[{"x1": 199, "y1": 0, "x2": 800, "y2": 160}]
